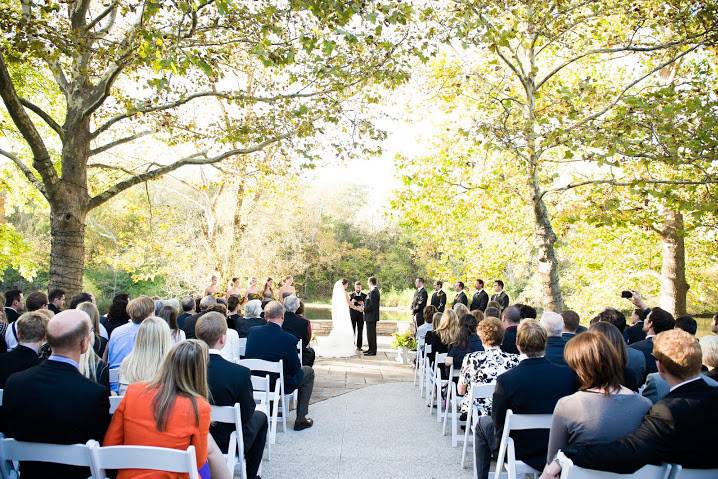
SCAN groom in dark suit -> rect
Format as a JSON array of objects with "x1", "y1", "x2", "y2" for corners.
[
  {"x1": 411, "y1": 278, "x2": 428, "y2": 328},
  {"x1": 363, "y1": 276, "x2": 380, "y2": 356},
  {"x1": 470, "y1": 279, "x2": 489, "y2": 312}
]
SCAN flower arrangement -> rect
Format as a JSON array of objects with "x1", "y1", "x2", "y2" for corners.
[{"x1": 391, "y1": 330, "x2": 417, "y2": 351}]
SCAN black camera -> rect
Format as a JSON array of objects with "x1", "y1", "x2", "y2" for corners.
[{"x1": 621, "y1": 290, "x2": 633, "y2": 299}]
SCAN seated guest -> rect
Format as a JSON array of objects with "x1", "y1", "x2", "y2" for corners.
[
  {"x1": 104, "y1": 340, "x2": 231, "y2": 479},
  {"x1": 77, "y1": 301, "x2": 108, "y2": 358},
  {"x1": 196, "y1": 312, "x2": 268, "y2": 479},
  {"x1": 47, "y1": 288, "x2": 65, "y2": 314},
  {"x1": 78, "y1": 332, "x2": 110, "y2": 392},
  {"x1": 590, "y1": 322, "x2": 641, "y2": 391},
  {"x1": 500, "y1": 305, "x2": 522, "y2": 354},
  {"x1": 226, "y1": 294, "x2": 243, "y2": 331},
  {"x1": 236, "y1": 299, "x2": 267, "y2": 338},
  {"x1": 158, "y1": 304, "x2": 186, "y2": 344},
  {"x1": 540, "y1": 311, "x2": 566, "y2": 366},
  {"x1": 594, "y1": 308, "x2": 646, "y2": 384},
  {"x1": 700, "y1": 335, "x2": 718, "y2": 381},
  {"x1": 675, "y1": 314, "x2": 698, "y2": 335},
  {"x1": 177, "y1": 296, "x2": 195, "y2": 330},
  {"x1": 446, "y1": 314, "x2": 483, "y2": 370},
  {"x1": 519, "y1": 304, "x2": 537, "y2": 320},
  {"x1": 118, "y1": 316, "x2": 172, "y2": 395},
  {"x1": 453, "y1": 302, "x2": 470, "y2": 322},
  {"x1": 68, "y1": 292, "x2": 94, "y2": 309},
  {"x1": 560, "y1": 310, "x2": 584, "y2": 341},
  {"x1": 3, "y1": 289, "x2": 23, "y2": 324},
  {"x1": 484, "y1": 306, "x2": 501, "y2": 320},
  {"x1": 107, "y1": 296, "x2": 155, "y2": 373},
  {"x1": 457, "y1": 317, "x2": 518, "y2": 415},
  {"x1": 4, "y1": 309, "x2": 110, "y2": 479},
  {"x1": 0, "y1": 311, "x2": 47, "y2": 387},
  {"x1": 416, "y1": 305, "x2": 437, "y2": 345},
  {"x1": 245, "y1": 301, "x2": 315, "y2": 431},
  {"x1": 105, "y1": 293, "x2": 130, "y2": 337},
  {"x1": 25, "y1": 291, "x2": 48, "y2": 312},
  {"x1": 182, "y1": 295, "x2": 217, "y2": 339},
  {"x1": 630, "y1": 307, "x2": 675, "y2": 376},
  {"x1": 425, "y1": 309, "x2": 458, "y2": 377},
  {"x1": 283, "y1": 295, "x2": 315, "y2": 367},
  {"x1": 544, "y1": 331, "x2": 651, "y2": 469},
  {"x1": 474, "y1": 321, "x2": 578, "y2": 479},
  {"x1": 553, "y1": 329, "x2": 718, "y2": 475},
  {"x1": 199, "y1": 304, "x2": 241, "y2": 361}
]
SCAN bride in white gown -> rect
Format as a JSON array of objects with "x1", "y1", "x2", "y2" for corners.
[{"x1": 315, "y1": 279, "x2": 357, "y2": 358}]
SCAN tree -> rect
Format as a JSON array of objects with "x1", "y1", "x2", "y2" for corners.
[
  {"x1": 0, "y1": 0, "x2": 425, "y2": 296},
  {"x1": 435, "y1": 0, "x2": 714, "y2": 311}
]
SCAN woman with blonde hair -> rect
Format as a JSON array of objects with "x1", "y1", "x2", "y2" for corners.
[
  {"x1": 77, "y1": 301, "x2": 108, "y2": 358},
  {"x1": 104, "y1": 340, "x2": 231, "y2": 479},
  {"x1": 118, "y1": 316, "x2": 172, "y2": 395},
  {"x1": 425, "y1": 309, "x2": 459, "y2": 378},
  {"x1": 75, "y1": 303, "x2": 111, "y2": 391}
]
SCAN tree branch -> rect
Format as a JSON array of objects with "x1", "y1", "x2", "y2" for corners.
[
  {"x1": 0, "y1": 148, "x2": 48, "y2": 199},
  {"x1": 543, "y1": 177, "x2": 718, "y2": 198},
  {"x1": 88, "y1": 131, "x2": 294, "y2": 209},
  {"x1": 89, "y1": 130, "x2": 153, "y2": 156},
  {"x1": 0, "y1": 51, "x2": 58, "y2": 195},
  {"x1": 18, "y1": 98, "x2": 64, "y2": 140}
]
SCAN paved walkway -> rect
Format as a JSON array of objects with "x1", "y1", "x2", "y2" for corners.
[{"x1": 259, "y1": 381, "x2": 474, "y2": 479}]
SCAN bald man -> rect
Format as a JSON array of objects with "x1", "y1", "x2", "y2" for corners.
[{"x1": 3, "y1": 309, "x2": 110, "y2": 479}]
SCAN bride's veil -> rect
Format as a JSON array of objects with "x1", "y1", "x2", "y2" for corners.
[{"x1": 331, "y1": 280, "x2": 350, "y2": 327}]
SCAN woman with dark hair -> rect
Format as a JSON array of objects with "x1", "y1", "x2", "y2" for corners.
[
  {"x1": 104, "y1": 340, "x2": 231, "y2": 479},
  {"x1": 590, "y1": 321, "x2": 640, "y2": 391},
  {"x1": 158, "y1": 305, "x2": 185, "y2": 344},
  {"x1": 543, "y1": 331, "x2": 651, "y2": 471},
  {"x1": 445, "y1": 314, "x2": 483, "y2": 370},
  {"x1": 105, "y1": 293, "x2": 130, "y2": 337},
  {"x1": 262, "y1": 278, "x2": 274, "y2": 303},
  {"x1": 226, "y1": 295, "x2": 242, "y2": 332}
]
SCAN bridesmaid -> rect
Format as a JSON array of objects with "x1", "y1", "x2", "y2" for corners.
[{"x1": 279, "y1": 276, "x2": 296, "y2": 303}]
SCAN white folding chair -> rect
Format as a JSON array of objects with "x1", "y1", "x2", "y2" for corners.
[
  {"x1": 413, "y1": 338, "x2": 426, "y2": 388},
  {"x1": 667, "y1": 464, "x2": 718, "y2": 479},
  {"x1": 90, "y1": 443, "x2": 200, "y2": 479},
  {"x1": 238, "y1": 338, "x2": 247, "y2": 358},
  {"x1": 108, "y1": 368, "x2": 120, "y2": 385},
  {"x1": 250, "y1": 374, "x2": 271, "y2": 459},
  {"x1": 557, "y1": 451, "x2": 671, "y2": 479},
  {"x1": 0, "y1": 389, "x2": 3, "y2": 406},
  {"x1": 0, "y1": 434, "x2": 95, "y2": 479},
  {"x1": 434, "y1": 358, "x2": 451, "y2": 422},
  {"x1": 426, "y1": 353, "x2": 447, "y2": 415},
  {"x1": 109, "y1": 396, "x2": 123, "y2": 414},
  {"x1": 442, "y1": 367, "x2": 462, "y2": 440},
  {"x1": 238, "y1": 359, "x2": 289, "y2": 445},
  {"x1": 293, "y1": 340, "x2": 302, "y2": 407},
  {"x1": 420, "y1": 345, "x2": 432, "y2": 398},
  {"x1": 460, "y1": 383, "x2": 496, "y2": 469},
  {"x1": 211, "y1": 403, "x2": 266, "y2": 479},
  {"x1": 493, "y1": 410, "x2": 553, "y2": 479}
]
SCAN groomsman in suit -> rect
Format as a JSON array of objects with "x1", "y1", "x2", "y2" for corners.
[
  {"x1": 430, "y1": 281, "x2": 447, "y2": 313},
  {"x1": 349, "y1": 281, "x2": 367, "y2": 350},
  {"x1": 490, "y1": 280, "x2": 510, "y2": 310},
  {"x1": 363, "y1": 277, "x2": 380, "y2": 356},
  {"x1": 3, "y1": 289, "x2": 24, "y2": 323},
  {"x1": 452, "y1": 281, "x2": 468, "y2": 308},
  {"x1": 411, "y1": 278, "x2": 429, "y2": 328},
  {"x1": 470, "y1": 279, "x2": 489, "y2": 312}
]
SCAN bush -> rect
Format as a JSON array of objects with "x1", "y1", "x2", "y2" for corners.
[{"x1": 391, "y1": 330, "x2": 417, "y2": 350}]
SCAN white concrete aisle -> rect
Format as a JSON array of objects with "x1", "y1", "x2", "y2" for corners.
[{"x1": 258, "y1": 381, "x2": 474, "y2": 479}]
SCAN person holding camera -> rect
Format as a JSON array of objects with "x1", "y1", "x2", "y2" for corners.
[{"x1": 621, "y1": 290, "x2": 650, "y2": 344}]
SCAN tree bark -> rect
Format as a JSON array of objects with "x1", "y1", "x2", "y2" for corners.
[
  {"x1": 659, "y1": 210, "x2": 689, "y2": 316},
  {"x1": 530, "y1": 174, "x2": 564, "y2": 312}
]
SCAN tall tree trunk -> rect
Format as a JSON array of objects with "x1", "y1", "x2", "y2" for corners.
[
  {"x1": 530, "y1": 174, "x2": 564, "y2": 312},
  {"x1": 659, "y1": 210, "x2": 688, "y2": 316}
]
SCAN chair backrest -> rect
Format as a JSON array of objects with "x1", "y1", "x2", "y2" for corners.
[
  {"x1": 434, "y1": 353, "x2": 448, "y2": 375},
  {"x1": 505, "y1": 409, "x2": 553, "y2": 431},
  {"x1": 669, "y1": 465, "x2": 718, "y2": 479},
  {"x1": 211, "y1": 403, "x2": 242, "y2": 432},
  {"x1": 0, "y1": 435, "x2": 95, "y2": 475},
  {"x1": 237, "y1": 358, "x2": 282, "y2": 374},
  {"x1": 297, "y1": 339, "x2": 302, "y2": 366},
  {"x1": 90, "y1": 444, "x2": 199, "y2": 479},
  {"x1": 237, "y1": 338, "x2": 247, "y2": 357},
  {"x1": 425, "y1": 344, "x2": 432, "y2": 354},
  {"x1": 109, "y1": 396, "x2": 123, "y2": 414},
  {"x1": 109, "y1": 368, "x2": 120, "y2": 384},
  {"x1": 470, "y1": 383, "x2": 495, "y2": 400},
  {"x1": 557, "y1": 451, "x2": 671, "y2": 479}
]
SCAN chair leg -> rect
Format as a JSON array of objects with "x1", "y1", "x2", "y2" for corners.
[
  {"x1": 461, "y1": 411, "x2": 472, "y2": 468},
  {"x1": 281, "y1": 395, "x2": 288, "y2": 433}
]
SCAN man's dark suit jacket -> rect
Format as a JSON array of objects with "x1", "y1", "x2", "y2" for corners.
[
  {"x1": 176, "y1": 311, "x2": 192, "y2": 330},
  {"x1": 236, "y1": 316, "x2": 267, "y2": 338},
  {"x1": 565, "y1": 378, "x2": 718, "y2": 473},
  {"x1": 630, "y1": 337, "x2": 657, "y2": 375},
  {"x1": 470, "y1": 290, "x2": 489, "y2": 312},
  {"x1": 491, "y1": 291, "x2": 510, "y2": 310},
  {"x1": 207, "y1": 353, "x2": 258, "y2": 453},
  {"x1": 245, "y1": 322, "x2": 304, "y2": 393},
  {"x1": 181, "y1": 312, "x2": 204, "y2": 339},
  {"x1": 492, "y1": 357, "x2": 579, "y2": 471},
  {"x1": 625, "y1": 321, "x2": 647, "y2": 344},
  {"x1": 363, "y1": 288, "x2": 380, "y2": 323},
  {"x1": 431, "y1": 290, "x2": 447, "y2": 312},
  {"x1": 544, "y1": 336, "x2": 566, "y2": 366},
  {"x1": 411, "y1": 288, "x2": 429, "y2": 324},
  {"x1": 501, "y1": 325, "x2": 519, "y2": 354},
  {"x1": 452, "y1": 291, "x2": 468, "y2": 308},
  {"x1": 283, "y1": 311, "x2": 314, "y2": 365},
  {"x1": 3, "y1": 307, "x2": 19, "y2": 323},
  {"x1": 0, "y1": 345, "x2": 40, "y2": 388},
  {"x1": 3, "y1": 360, "x2": 110, "y2": 479},
  {"x1": 48, "y1": 304, "x2": 60, "y2": 315}
]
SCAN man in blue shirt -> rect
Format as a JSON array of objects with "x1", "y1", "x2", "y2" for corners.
[
  {"x1": 106, "y1": 296, "x2": 154, "y2": 390},
  {"x1": 245, "y1": 300, "x2": 315, "y2": 431}
]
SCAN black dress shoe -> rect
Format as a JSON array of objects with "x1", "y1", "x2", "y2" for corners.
[
  {"x1": 294, "y1": 417, "x2": 314, "y2": 431},
  {"x1": 365, "y1": 351, "x2": 377, "y2": 356}
]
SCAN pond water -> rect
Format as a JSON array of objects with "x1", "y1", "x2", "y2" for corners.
[{"x1": 303, "y1": 304, "x2": 410, "y2": 322}]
